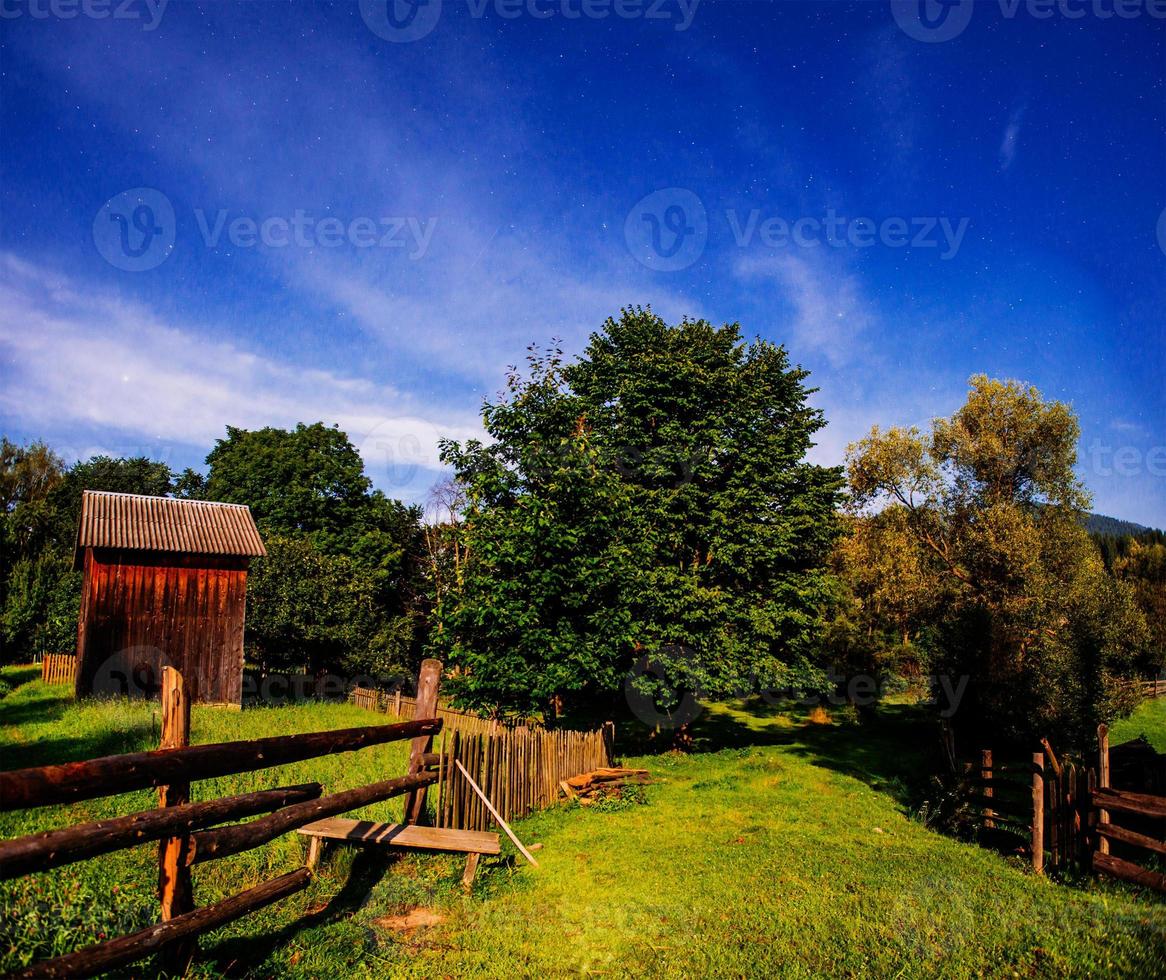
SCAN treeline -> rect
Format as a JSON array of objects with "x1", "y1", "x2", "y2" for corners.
[
  {"x1": 0, "y1": 425, "x2": 430, "y2": 680},
  {"x1": 3, "y1": 309, "x2": 1163, "y2": 751},
  {"x1": 1092, "y1": 528, "x2": 1166, "y2": 670}
]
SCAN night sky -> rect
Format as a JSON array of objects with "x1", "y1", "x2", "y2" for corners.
[{"x1": 1, "y1": 0, "x2": 1163, "y2": 524}]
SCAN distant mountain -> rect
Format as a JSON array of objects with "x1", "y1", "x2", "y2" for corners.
[{"x1": 1084, "y1": 513, "x2": 1153, "y2": 538}]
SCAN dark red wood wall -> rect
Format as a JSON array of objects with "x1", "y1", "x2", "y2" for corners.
[{"x1": 75, "y1": 549, "x2": 248, "y2": 705}]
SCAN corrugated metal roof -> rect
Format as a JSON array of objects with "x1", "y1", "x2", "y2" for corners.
[{"x1": 75, "y1": 491, "x2": 267, "y2": 561}]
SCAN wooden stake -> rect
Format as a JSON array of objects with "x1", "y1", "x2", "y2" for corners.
[
  {"x1": 455, "y1": 760, "x2": 539, "y2": 867},
  {"x1": 1032, "y1": 752, "x2": 1044, "y2": 875},
  {"x1": 461, "y1": 851, "x2": 481, "y2": 890},
  {"x1": 1041, "y1": 737, "x2": 1063, "y2": 777},
  {"x1": 1098, "y1": 723, "x2": 1110, "y2": 856},
  {"x1": 981, "y1": 749, "x2": 994, "y2": 830},
  {"x1": 404, "y1": 659, "x2": 442, "y2": 825},
  {"x1": 158, "y1": 667, "x2": 194, "y2": 976}
]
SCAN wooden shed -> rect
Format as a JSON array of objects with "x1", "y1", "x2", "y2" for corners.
[{"x1": 73, "y1": 491, "x2": 266, "y2": 706}]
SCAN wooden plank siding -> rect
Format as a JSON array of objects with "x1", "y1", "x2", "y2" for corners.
[{"x1": 75, "y1": 549, "x2": 249, "y2": 705}]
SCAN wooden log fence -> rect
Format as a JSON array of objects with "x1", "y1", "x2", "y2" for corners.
[
  {"x1": 965, "y1": 727, "x2": 1166, "y2": 890},
  {"x1": 0, "y1": 716, "x2": 440, "y2": 811},
  {"x1": 1088, "y1": 724, "x2": 1166, "y2": 893},
  {"x1": 0, "y1": 783, "x2": 321, "y2": 880},
  {"x1": 9, "y1": 869, "x2": 313, "y2": 980},
  {"x1": 39, "y1": 653, "x2": 76, "y2": 686},
  {"x1": 0, "y1": 663, "x2": 445, "y2": 978},
  {"x1": 964, "y1": 754, "x2": 1038, "y2": 846},
  {"x1": 1142, "y1": 678, "x2": 1166, "y2": 699},
  {"x1": 186, "y1": 770, "x2": 435, "y2": 865}
]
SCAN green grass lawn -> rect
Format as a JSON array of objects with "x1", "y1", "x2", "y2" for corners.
[
  {"x1": 2, "y1": 668, "x2": 1165, "y2": 978},
  {"x1": 1111, "y1": 697, "x2": 1166, "y2": 752}
]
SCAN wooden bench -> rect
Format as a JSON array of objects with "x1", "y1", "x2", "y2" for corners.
[{"x1": 298, "y1": 818, "x2": 500, "y2": 887}]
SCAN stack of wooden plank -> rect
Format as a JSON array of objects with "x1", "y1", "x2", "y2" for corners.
[{"x1": 559, "y1": 767, "x2": 650, "y2": 803}]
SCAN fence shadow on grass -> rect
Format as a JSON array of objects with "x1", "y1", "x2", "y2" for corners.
[
  {"x1": 0, "y1": 719, "x2": 159, "y2": 772},
  {"x1": 1, "y1": 665, "x2": 41, "y2": 688},
  {"x1": 0, "y1": 684, "x2": 74, "y2": 733},
  {"x1": 201, "y1": 848, "x2": 402, "y2": 977}
]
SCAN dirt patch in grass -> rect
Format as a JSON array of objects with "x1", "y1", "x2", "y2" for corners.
[{"x1": 372, "y1": 909, "x2": 447, "y2": 933}]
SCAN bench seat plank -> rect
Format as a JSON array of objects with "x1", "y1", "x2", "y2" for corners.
[{"x1": 297, "y1": 818, "x2": 500, "y2": 855}]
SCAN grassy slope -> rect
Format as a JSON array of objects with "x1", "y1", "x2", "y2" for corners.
[
  {"x1": 2, "y1": 670, "x2": 1165, "y2": 978},
  {"x1": 1111, "y1": 697, "x2": 1166, "y2": 752}
]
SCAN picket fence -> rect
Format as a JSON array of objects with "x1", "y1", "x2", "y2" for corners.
[
  {"x1": 40, "y1": 652, "x2": 76, "y2": 685},
  {"x1": 350, "y1": 686, "x2": 520, "y2": 738},
  {"x1": 349, "y1": 686, "x2": 614, "y2": 829}
]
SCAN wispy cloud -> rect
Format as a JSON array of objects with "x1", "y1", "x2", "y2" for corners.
[
  {"x1": 732, "y1": 252, "x2": 875, "y2": 369},
  {"x1": 999, "y1": 104, "x2": 1026, "y2": 172},
  {"x1": 0, "y1": 254, "x2": 484, "y2": 501}
]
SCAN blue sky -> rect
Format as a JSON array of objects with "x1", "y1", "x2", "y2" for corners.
[{"x1": 1, "y1": 0, "x2": 1163, "y2": 525}]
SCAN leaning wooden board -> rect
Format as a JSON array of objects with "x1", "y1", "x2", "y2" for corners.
[{"x1": 298, "y1": 818, "x2": 500, "y2": 854}]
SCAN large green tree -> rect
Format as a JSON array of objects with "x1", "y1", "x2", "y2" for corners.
[
  {"x1": 201, "y1": 423, "x2": 426, "y2": 678},
  {"x1": 845, "y1": 376, "x2": 1148, "y2": 749},
  {"x1": 434, "y1": 309, "x2": 843, "y2": 721}
]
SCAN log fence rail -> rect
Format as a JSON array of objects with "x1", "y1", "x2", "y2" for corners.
[
  {"x1": 965, "y1": 726, "x2": 1166, "y2": 890},
  {"x1": 0, "y1": 663, "x2": 444, "y2": 979}
]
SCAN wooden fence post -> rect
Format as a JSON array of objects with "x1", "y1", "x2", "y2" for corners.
[
  {"x1": 1031, "y1": 751, "x2": 1044, "y2": 874},
  {"x1": 981, "y1": 749, "x2": 994, "y2": 830},
  {"x1": 158, "y1": 667, "x2": 195, "y2": 975},
  {"x1": 1084, "y1": 768, "x2": 1097, "y2": 868},
  {"x1": 404, "y1": 659, "x2": 441, "y2": 825},
  {"x1": 603, "y1": 721, "x2": 616, "y2": 766},
  {"x1": 1098, "y1": 723, "x2": 1110, "y2": 856}
]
